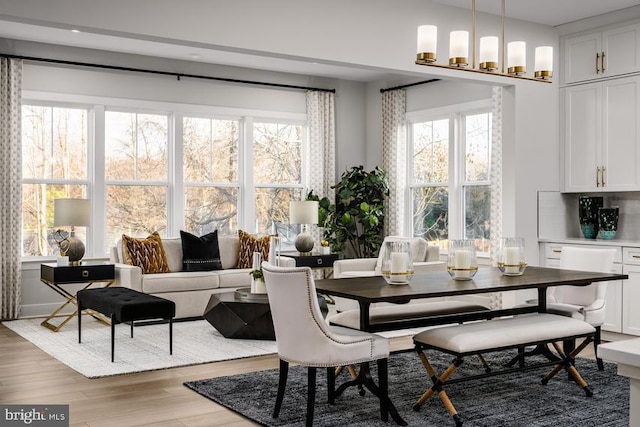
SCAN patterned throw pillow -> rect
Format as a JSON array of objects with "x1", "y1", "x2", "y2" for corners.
[
  {"x1": 180, "y1": 230, "x2": 223, "y2": 271},
  {"x1": 122, "y1": 232, "x2": 171, "y2": 274},
  {"x1": 237, "y1": 230, "x2": 271, "y2": 269}
]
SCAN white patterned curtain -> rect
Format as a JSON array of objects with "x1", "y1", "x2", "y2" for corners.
[
  {"x1": 382, "y1": 89, "x2": 407, "y2": 237},
  {"x1": 306, "y1": 90, "x2": 336, "y2": 247},
  {"x1": 489, "y1": 86, "x2": 503, "y2": 309},
  {"x1": 0, "y1": 58, "x2": 23, "y2": 320}
]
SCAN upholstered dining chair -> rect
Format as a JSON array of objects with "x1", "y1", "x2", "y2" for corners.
[
  {"x1": 526, "y1": 246, "x2": 616, "y2": 370},
  {"x1": 261, "y1": 263, "x2": 407, "y2": 427}
]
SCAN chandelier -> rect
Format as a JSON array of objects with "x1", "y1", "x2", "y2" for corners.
[{"x1": 415, "y1": 0, "x2": 552, "y2": 83}]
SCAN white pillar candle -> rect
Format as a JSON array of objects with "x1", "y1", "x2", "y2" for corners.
[
  {"x1": 504, "y1": 247, "x2": 521, "y2": 274},
  {"x1": 390, "y1": 252, "x2": 407, "y2": 274},
  {"x1": 454, "y1": 250, "x2": 472, "y2": 269}
]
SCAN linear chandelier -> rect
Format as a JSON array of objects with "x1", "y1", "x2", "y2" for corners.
[{"x1": 415, "y1": 0, "x2": 552, "y2": 83}]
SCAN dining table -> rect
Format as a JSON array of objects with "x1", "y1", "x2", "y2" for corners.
[{"x1": 315, "y1": 265, "x2": 628, "y2": 332}]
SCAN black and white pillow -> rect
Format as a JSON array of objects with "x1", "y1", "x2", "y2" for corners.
[{"x1": 180, "y1": 230, "x2": 223, "y2": 271}]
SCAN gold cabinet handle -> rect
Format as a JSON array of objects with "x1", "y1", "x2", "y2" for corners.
[
  {"x1": 602, "y1": 51, "x2": 606, "y2": 72},
  {"x1": 553, "y1": 249, "x2": 562, "y2": 253},
  {"x1": 632, "y1": 255, "x2": 640, "y2": 259},
  {"x1": 596, "y1": 52, "x2": 600, "y2": 73},
  {"x1": 602, "y1": 166, "x2": 606, "y2": 187},
  {"x1": 596, "y1": 166, "x2": 601, "y2": 187}
]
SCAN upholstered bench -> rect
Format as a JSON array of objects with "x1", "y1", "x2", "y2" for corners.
[
  {"x1": 328, "y1": 301, "x2": 490, "y2": 330},
  {"x1": 411, "y1": 313, "x2": 596, "y2": 426},
  {"x1": 77, "y1": 287, "x2": 176, "y2": 362}
]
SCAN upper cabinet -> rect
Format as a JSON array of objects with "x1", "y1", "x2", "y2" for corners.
[
  {"x1": 563, "y1": 76, "x2": 640, "y2": 192},
  {"x1": 563, "y1": 23, "x2": 640, "y2": 85}
]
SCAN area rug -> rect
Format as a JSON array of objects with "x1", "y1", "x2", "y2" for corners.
[
  {"x1": 185, "y1": 350, "x2": 629, "y2": 426},
  {"x1": 3, "y1": 318, "x2": 278, "y2": 378}
]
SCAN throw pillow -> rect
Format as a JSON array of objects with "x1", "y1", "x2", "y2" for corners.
[
  {"x1": 180, "y1": 230, "x2": 223, "y2": 271},
  {"x1": 237, "y1": 230, "x2": 271, "y2": 269},
  {"x1": 122, "y1": 232, "x2": 171, "y2": 274}
]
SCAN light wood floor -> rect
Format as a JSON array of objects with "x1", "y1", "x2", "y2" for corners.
[
  {"x1": 0, "y1": 322, "x2": 419, "y2": 427},
  {"x1": 0, "y1": 322, "x2": 598, "y2": 427}
]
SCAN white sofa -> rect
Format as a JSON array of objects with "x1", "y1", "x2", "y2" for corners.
[
  {"x1": 109, "y1": 235, "x2": 294, "y2": 319},
  {"x1": 329, "y1": 237, "x2": 490, "y2": 329}
]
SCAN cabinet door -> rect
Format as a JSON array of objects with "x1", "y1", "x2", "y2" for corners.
[
  {"x1": 563, "y1": 83, "x2": 601, "y2": 192},
  {"x1": 602, "y1": 76, "x2": 640, "y2": 191},
  {"x1": 564, "y1": 32, "x2": 601, "y2": 84},
  {"x1": 623, "y1": 264, "x2": 640, "y2": 336},
  {"x1": 602, "y1": 23, "x2": 640, "y2": 78},
  {"x1": 602, "y1": 264, "x2": 623, "y2": 333}
]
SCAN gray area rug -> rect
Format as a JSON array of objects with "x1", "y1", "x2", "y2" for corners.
[{"x1": 185, "y1": 350, "x2": 629, "y2": 426}]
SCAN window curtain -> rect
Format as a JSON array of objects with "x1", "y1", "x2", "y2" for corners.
[
  {"x1": 381, "y1": 89, "x2": 407, "y2": 237},
  {"x1": 488, "y1": 86, "x2": 503, "y2": 310},
  {"x1": 0, "y1": 58, "x2": 23, "y2": 320},
  {"x1": 306, "y1": 90, "x2": 336, "y2": 247}
]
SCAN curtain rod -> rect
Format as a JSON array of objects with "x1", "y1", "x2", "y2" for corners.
[
  {"x1": 380, "y1": 78, "x2": 440, "y2": 93},
  {"x1": 1, "y1": 54, "x2": 336, "y2": 93}
]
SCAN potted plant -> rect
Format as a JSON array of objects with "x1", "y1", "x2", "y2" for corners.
[{"x1": 308, "y1": 166, "x2": 389, "y2": 259}]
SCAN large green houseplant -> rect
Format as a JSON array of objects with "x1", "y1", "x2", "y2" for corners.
[{"x1": 309, "y1": 166, "x2": 389, "y2": 259}]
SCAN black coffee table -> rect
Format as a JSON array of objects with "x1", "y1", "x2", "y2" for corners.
[{"x1": 203, "y1": 290, "x2": 328, "y2": 340}]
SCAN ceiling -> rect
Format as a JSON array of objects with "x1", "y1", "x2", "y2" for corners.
[
  {"x1": 0, "y1": 1, "x2": 638, "y2": 82},
  {"x1": 432, "y1": 0, "x2": 640, "y2": 27}
]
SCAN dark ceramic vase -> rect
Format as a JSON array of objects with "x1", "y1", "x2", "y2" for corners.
[
  {"x1": 598, "y1": 207, "x2": 619, "y2": 240},
  {"x1": 578, "y1": 196, "x2": 603, "y2": 239}
]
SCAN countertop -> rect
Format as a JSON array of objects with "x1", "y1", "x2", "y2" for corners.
[{"x1": 539, "y1": 237, "x2": 640, "y2": 248}]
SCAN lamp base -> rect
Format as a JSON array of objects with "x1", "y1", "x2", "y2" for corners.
[
  {"x1": 61, "y1": 236, "x2": 85, "y2": 266},
  {"x1": 294, "y1": 232, "x2": 314, "y2": 256}
]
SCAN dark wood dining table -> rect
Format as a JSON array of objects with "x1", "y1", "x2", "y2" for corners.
[{"x1": 315, "y1": 266, "x2": 628, "y2": 332}]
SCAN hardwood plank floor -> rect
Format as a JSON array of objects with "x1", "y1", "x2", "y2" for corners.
[{"x1": 0, "y1": 322, "x2": 597, "y2": 426}]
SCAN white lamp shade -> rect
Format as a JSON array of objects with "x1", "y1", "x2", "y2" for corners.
[
  {"x1": 54, "y1": 198, "x2": 90, "y2": 227},
  {"x1": 535, "y1": 46, "x2": 553, "y2": 72},
  {"x1": 507, "y1": 41, "x2": 527, "y2": 68},
  {"x1": 289, "y1": 201, "x2": 319, "y2": 225},
  {"x1": 479, "y1": 36, "x2": 499, "y2": 64},
  {"x1": 417, "y1": 25, "x2": 437, "y2": 54},
  {"x1": 449, "y1": 31, "x2": 469, "y2": 58}
]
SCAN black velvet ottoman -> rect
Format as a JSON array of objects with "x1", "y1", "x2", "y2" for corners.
[{"x1": 77, "y1": 287, "x2": 175, "y2": 362}]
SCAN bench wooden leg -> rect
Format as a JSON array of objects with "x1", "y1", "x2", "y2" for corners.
[
  {"x1": 111, "y1": 313, "x2": 116, "y2": 363},
  {"x1": 541, "y1": 340, "x2": 593, "y2": 397},
  {"x1": 413, "y1": 347, "x2": 464, "y2": 427}
]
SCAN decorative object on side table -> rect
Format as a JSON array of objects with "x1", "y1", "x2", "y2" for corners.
[
  {"x1": 289, "y1": 200, "x2": 319, "y2": 255},
  {"x1": 319, "y1": 239, "x2": 331, "y2": 255},
  {"x1": 249, "y1": 252, "x2": 267, "y2": 294},
  {"x1": 54, "y1": 198, "x2": 90, "y2": 266},
  {"x1": 598, "y1": 207, "x2": 619, "y2": 240},
  {"x1": 380, "y1": 238, "x2": 414, "y2": 284},
  {"x1": 447, "y1": 240, "x2": 478, "y2": 280},
  {"x1": 497, "y1": 237, "x2": 527, "y2": 276},
  {"x1": 578, "y1": 195, "x2": 603, "y2": 239}
]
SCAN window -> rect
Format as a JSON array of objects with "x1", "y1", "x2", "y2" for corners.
[
  {"x1": 409, "y1": 102, "x2": 492, "y2": 253},
  {"x1": 253, "y1": 121, "x2": 304, "y2": 236},
  {"x1": 105, "y1": 111, "x2": 169, "y2": 245},
  {"x1": 20, "y1": 98, "x2": 308, "y2": 259},
  {"x1": 21, "y1": 105, "x2": 88, "y2": 257},
  {"x1": 183, "y1": 116, "x2": 239, "y2": 235}
]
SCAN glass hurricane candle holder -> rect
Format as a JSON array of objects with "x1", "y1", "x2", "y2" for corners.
[
  {"x1": 380, "y1": 238, "x2": 414, "y2": 285},
  {"x1": 498, "y1": 237, "x2": 527, "y2": 276},
  {"x1": 447, "y1": 240, "x2": 478, "y2": 280}
]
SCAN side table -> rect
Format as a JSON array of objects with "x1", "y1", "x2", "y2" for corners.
[
  {"x1": 40, "y1": 261, "x2": 115, "y2": 332},
  {"x1": 280, "y1": 252, "x2": 339, "y2": 303}
]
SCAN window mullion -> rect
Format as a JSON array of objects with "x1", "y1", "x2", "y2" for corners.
[
  {"x1": 449, "y1": 112, "x2": 462, "y2": 240},
  {"x1": 171, "y1": 112, "x2": 184, "y2": 236},
  {"x1": 92, "y1": 105, "x2": 105, "y2": 256},
  {"x1": 241, "y1": 117, "x2": 255, "y2": 232}
]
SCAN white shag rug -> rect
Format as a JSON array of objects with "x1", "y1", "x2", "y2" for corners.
[{"x1": 3, "y1": 317, "x2": 278, "y2": 378}]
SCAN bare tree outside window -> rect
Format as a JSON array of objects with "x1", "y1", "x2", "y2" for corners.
[
  {"x1": 21, "y1": 106, "x2": 88, "y2": 256},
  {"x1": 105, "y1": 111, "x2": 168, "y2": 248}
]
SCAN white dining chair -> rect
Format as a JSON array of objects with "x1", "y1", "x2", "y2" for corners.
[
  {"x1": 528, "y1": 246, "x2": 616, "y2": 370},
  {"x1": 261, "y1": 263, "x2": 407, "y2": 427}
]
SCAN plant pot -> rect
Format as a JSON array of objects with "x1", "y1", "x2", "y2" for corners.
[
  {"x1": 598, "y1": 207, "x2": 619, "y2": 240},
  {"x1": 578, "y1": 196, "x2": 603, "y2": 239}
]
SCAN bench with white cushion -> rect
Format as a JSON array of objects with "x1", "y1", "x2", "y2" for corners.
[{"x1": 411, "y1": 313, "x2": 596, "y2": 426}]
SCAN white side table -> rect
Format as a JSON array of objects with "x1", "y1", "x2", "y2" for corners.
[{"x1": 599, "y1": 339, "x2": 640, "y2": 426}]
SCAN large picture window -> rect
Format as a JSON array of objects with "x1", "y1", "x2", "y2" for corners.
[
  {"x1": 20, "y1": 98, "x2": 307, "y2": 259},
  {"x1": 408, "y1": 101, "x2": 492, "y2": 254}
]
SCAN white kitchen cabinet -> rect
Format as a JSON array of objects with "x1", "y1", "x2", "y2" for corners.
[
  {"x1": 563, "y1": 75, "x2": 640, "y2": 192},
  {"x1": 623, "y1": 248, "x2": 640, "y2": 335},
  {"x1": 564, "y1": 23, "x2": 640, "y2": 84}
]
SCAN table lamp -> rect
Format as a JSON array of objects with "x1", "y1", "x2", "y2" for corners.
[
  {"x1": 289, "y1": 200, "x2": 319, "y2": 256},
  {"x1": 54, "y1": 198, "x2": 90, "y2": 266}
]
